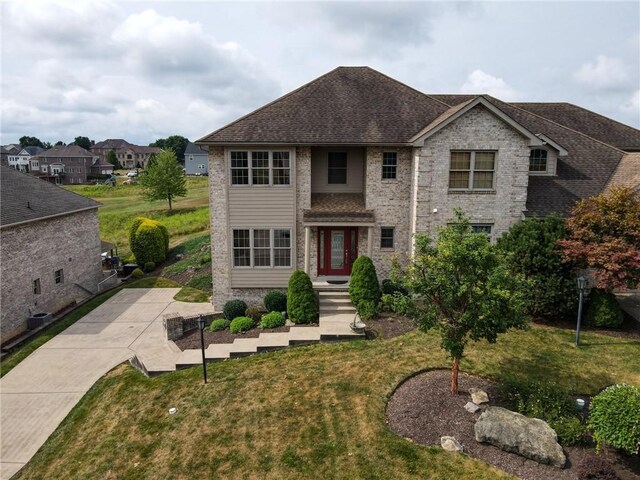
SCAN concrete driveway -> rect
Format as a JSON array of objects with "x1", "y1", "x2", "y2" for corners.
[{"x1": 0, "y1": 288, "x2": 215, "y2": 480}]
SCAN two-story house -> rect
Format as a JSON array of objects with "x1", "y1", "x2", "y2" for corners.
[
  {"x1": 34, "y1": 145, "x2": 98, "y2": 185},
  {"x1": 185, "y1": 141, "x2": 208, "y2": 175},
  {"x1": 91, "y1": 139, "x2": 162, "y2": 169},
  {"x1": 197, "y1": 66, "x2": 640, "y2": 308}
]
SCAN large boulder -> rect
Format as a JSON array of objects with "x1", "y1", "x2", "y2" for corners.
[{"x1": 474, "y1": 407, "x2": 566, "y2": 468}]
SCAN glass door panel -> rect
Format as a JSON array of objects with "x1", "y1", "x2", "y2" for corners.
[{"x1": 330, "y1": 231, "x2": 345, "y2": 269}]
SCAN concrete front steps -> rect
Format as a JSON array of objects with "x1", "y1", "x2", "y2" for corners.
[{"x1": 319, "y1": 290, "x2": 356, "y2": 315}]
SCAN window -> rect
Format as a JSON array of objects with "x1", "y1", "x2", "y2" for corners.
[
  {"x1": 272, "y1": 152, "x2": 290, "y2": 185},
  {"x1": 380, "y1": 227, "x2": 394, "y2": 249},
  {"x1": 251, "y1": 152, "x2": 270, "y2": 185},
  {"x1": 529, "y1": 149, "x2": 548, "y2": 172},
  {"x1": 232, "y1": 230, "x2": 251, "y2": 266},
  {"x1": 328, "y1": 152, "x2": 347, "y2": 184},
  {"x1": 230, "y1": 151, "x2": 249, "y2": 185},
  {"x1": 232, "y1": 228, "x2": 292, "y2": 268},
  {"x1": 33, "y1": 278, "x2": 41, "y2": 295},
  {"x1": 198, "y1": 164, "x2": 206, "y2": 170},
  {"x1": 55, "y1": 177, "x2": 62, "y2": 185},
  {"x1": 382, "y1": 152, "x2": 397, "y2": 180},
  {"x1": 471, "y1": 224, "x2": 492, "y2": 237},
  {"x1": 449, "y1": 151, "x2": 495, "y2": 190},
  {"x1": 54, "y1": 269, "x2": 64, "y2": 284}
]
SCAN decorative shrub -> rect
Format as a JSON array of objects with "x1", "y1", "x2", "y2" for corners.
[
  {"x1": 576, "y1": 456, "x2": 619, "y2": 480},
  {"x1": 553, "y1": 416, "x2": 591, "y2": 446},
  {"x1": 143, "y1": 261, "x2": 156, "y2": 273},
  {"x1": 131, "y1": 268, "x2": 144, "y2": 278},
  {"x1": 496, "y1": 215, "x2": 576, "y2": 319},
  {"x1": 381, "y1": 279, "x2": 409, "y2": 296},
  {"x1": 210, "y1": 319, "x2": 230, "y2": 332},
  {"x1": 349, "y1": 256, "x2": 381, "y2": 317},
  {"x1": 223, "y1": 299, "x2": 248, "y2": 321},
  {"x1": 586, "y1": 289, "x2": 624, "y2": 328},
  {"x1": 129, "y1": 216, "x2": 169, "y2": 266},
  {"x1": 356, "y1": 300, "x2": 377, "y2": 320},
  {"x1": 230, "y1": 316, "x2": 254, "y2": 334},
  {"x1": 245, "y1": 305, "x2": 266, "y2": 324},
  {"x1": 260, "y1": 311, "x2": 285, "y2": 329},
  {"x1": 264, "y1": 290, "x2": 287, "y2": 313},
  {"x1": 287, "y1": 271, "x2": 317, "y2": 324},
  {"x1": 589, "y1": 384, "x2": 640, "y2": 454},
  {"x1": 381, "y1": 293, "x2": 418, "y2": 318}
]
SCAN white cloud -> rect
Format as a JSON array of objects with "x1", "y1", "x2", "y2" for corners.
[
  {"x1": 460, "y1": 70, "x2": 519, "y2": 100},
  {"x1": 574, "y1": 55, "x2": 631, "y2": 90}
]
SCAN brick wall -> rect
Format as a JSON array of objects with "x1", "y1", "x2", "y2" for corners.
[
  {"x1": 208, "y1": 146, "x2": 229, "y2": 310},
  {"x1": 0, "y1": 209, "x2": 103, "y2": 341}
]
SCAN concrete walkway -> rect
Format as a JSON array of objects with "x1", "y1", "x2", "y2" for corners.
[{"x1": 0, "y1": 288, "x2": 215, "y2": 480}]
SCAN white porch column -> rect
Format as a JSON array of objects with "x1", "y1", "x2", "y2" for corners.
[
  {"x1": 304, "y1": 226, "x2": 310, "y2": 273},
  {"x1": 367, "y1": 226, "x2": 372, "y2": 257}
]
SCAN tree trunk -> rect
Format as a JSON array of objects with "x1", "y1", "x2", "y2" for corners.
[
  {"x1": 451, "y1": 357, "x2": 460, "y2": 394},
  {"x1": 168, "y1": 195, "x2": 172, "y2": 211}
]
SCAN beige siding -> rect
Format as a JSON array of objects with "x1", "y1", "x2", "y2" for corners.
[
  {"x1": 230, "y1": 269, "x2": 292, "y2": 288},
  {"x1": 311, "y1": 147, "x2": 364, "y2": 193},
  {"x1": 228, "y1": 188, "x2": 295, "y2": 227}
]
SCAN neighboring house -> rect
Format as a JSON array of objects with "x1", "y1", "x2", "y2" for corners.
[
  {"x1": 0, "y1": 165, "x2": 103, "y2": 342},
  {"x1": 33, "y1": 144, "x2": 99, "y2": 185},
  {"x1": 184, "y1": 142, "x2": 208, "y2": 175},
  {"x1": 197, "y1": 66, "x2": 640, "y2": 308},
  {"x1": 91, "y1": 139, "x2": 161, "y2": 169}
]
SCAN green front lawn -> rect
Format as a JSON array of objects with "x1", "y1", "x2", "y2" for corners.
[{"x1": 14, "y1": 326, "x2": 640, "y2": 479}]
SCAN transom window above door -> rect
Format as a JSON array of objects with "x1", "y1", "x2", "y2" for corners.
[
  {"x1": 449, "y1": 151, "x2": 496, "y2": 190},
  {"x1": 328, "y1": 152, "x2": 347, "y2": 184}
]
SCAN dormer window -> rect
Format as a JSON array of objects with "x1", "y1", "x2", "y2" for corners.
[{"x1": 529, "y1": 149, "x2": 548, "y2": 173}]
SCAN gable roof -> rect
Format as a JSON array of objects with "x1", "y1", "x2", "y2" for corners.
[
  {"x1": 21, "y1": 146, "x2": 45, "y2": 156},
  {"x1": 606, "y1": 152, "x2": 640, "y2": 191},
  {"x1": 198, "y1": 66, "x2": 450, "y2": 145},
  {"x1": 92, "y1": 139, "x2": 131, "y2": 150},
  {"x1": 36, "y1": 144, "x2": 95, "y2": 159},
  {"x1": 0, "y1": 165, "x2": 100, "y2": 228},
  {"x1": 185, "y1": 141, "x2": 208, "y2": 155}
]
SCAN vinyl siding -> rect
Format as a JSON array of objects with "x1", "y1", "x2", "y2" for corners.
[{"x1": 311, "y1": 147, "x2": 365, "y2": 193}]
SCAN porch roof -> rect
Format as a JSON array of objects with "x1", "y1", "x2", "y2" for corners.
[{"x1": 303, "y1": 193, "x2": 375, "y2": 224}]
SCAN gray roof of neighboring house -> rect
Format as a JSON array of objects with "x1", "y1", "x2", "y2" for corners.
[
  {"x1": 0, "y1": 165, "x2": 100, "y2": 227},
  {"x1": 36, "y1": 144, "x2": 95, "y2": 159},
  {"x1": 22, "y1": 146, "x2": 45, "y2": 156},
  {"x1": 92, "y1": 139, "x2": 131, "y2": 150},
  {"x1": 185, "y1": 142, "x2": 207, "y2": 155}
]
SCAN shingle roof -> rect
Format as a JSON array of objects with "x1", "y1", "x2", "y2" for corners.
[
  {"x1": 606, "y1": 153, "x2": 640, "y2": 191},
  {"x1": 511, "y1": 103, "x2": 640, "y2": 151},
  {"x1": 199, "y1": 66, "x2": 450, "y2": 145},
  {"x1": 23, "y1": 146, "x2": 45, "y2": 156},
  {"x1": 36, "y1": 144, "x2": 95, "y2": 158},
  {"x1": 185, "y1": 142, "x2": 207, "y2": 155},
  {"x1": 128, "y1": 145, "x2": 161, "y2": 154},
  {"x1": 0, "y1": 165, "x2": 100, "y2": 227},
  {"x1": 92, "y1": 139, "x2": 131, "y2": 150}
]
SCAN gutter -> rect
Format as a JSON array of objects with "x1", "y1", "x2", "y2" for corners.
[{"x1": 0, "y1": 205, "x2": 100, "y2": 230}]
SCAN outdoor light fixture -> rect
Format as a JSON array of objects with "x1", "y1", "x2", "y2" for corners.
[
  {"x1": 575, "y1": 276, "x2": 588, "y2": 347},
  {"x1": 197, "y1": 316, "x2": 207, "y2": 384}
]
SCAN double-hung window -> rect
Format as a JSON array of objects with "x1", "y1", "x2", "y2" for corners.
[
  {"x1": 230, "y1": 151, "x2": 291, "y2": 185},
  {"x1": 327, "y1": 152, "x2": 347, "y2": 184},
  {"x1": 449, "y1": 151, "x2": 495, "y2": 190},
  {"x1": 382, "y1": 152, "x2": 397, "y2": 180},
  {"x1": 232, "y1": 228, "x2": 292, "y2": 267},
  {"x1": 54, "y1": 269, "x2": 64, "y2": 284},
  {"x1": 380, "y1": 227, "x2": 395, "y2": 249},
  {"x1": 471, "y1": 224, "x2": 492, "y2": 236},
  {"x1": 529, "y1": 149, "x2": 548, "y2": 173}
]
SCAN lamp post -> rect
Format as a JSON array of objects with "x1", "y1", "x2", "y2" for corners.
[
  {"x1": 575, "y1": 276, "x2": 588, "y2": 347},
  {"x1": 197, "y1": 316, "x2": 207, "y2": 384}
]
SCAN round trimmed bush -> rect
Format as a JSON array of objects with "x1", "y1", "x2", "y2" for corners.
[
  {"x1": 223, "y1": 299, "x2": 247, "y2": 321},
  {"x1": 210, "y1": 318, "x2": 230, "y2": 332},
  {"x1": 586, "y1": 289, "x2": 624, "y2": 328},
  {"x1": 287, "y1": 271, "x2": 317, "y2": 324},
  {"x1": 129, "y1": 217, "x2": 169, "y2": 266},
  {"x1": 260, "y1": 311, "x2": 285, "y2": 329},
  {"x1": 230, "y1": 316, "x2": 254, "y2": 334},
  {"x1": 143, "y1": 261, "x2": 156, "y2": 273},
  {"x1": 131, "y1": 268, "x2": 144, "y2": 278},
  {"x1": 588, "y1": 384, "x2": 640, "y2": 454},
  {"x1": 349, "y1": 256, "x2": 381, "y2": 318},
  {"x1": 245, "y1": 305, "x2": 266, "y2": 324},
  {"x1": 264, "y1": 290, "x2": 287, "y2": 313}
]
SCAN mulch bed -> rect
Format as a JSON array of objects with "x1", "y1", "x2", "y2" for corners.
[
  {"x1": 386, "y1": 369, "x2": 638, "y2": 480},
  {"x1": 366, "y1": 312, "x2": 416, "y2": 339},
  {"x1": 174, "y1": 323, "x2": 317, "y2": 351}
]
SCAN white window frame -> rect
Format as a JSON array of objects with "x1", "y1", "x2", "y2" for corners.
[
  {"x1": 229, "y1": 150, "x2": 292, "y2": 187},
  {"x1": 528, "y1": 148, "x2": 549, "y2": 174},
  {"x1": 449, "y1": 150, "x2": 496, "y2": 191},
  {"x1": 231, "y1": 228, "x2": 292, "y2": 268}
]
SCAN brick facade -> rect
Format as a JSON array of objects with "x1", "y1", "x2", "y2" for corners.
[
  {"x1": 0, "y1": 209, "x2": 103, "y2": 342},
  {"x1": 208, "y1": 146, "x2": 229, "y2": 310}
]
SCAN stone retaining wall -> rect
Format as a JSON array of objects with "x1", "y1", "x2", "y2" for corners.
[{"x1": 163, "y1": 312, "x2": 222, "y2": 341}]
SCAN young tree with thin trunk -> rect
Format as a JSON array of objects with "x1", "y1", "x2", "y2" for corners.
[
  {"x1": 139, "y1": 150, "x2": 187, "y2": 211},
  {"x1": 406, "y1": 210, "x2": 525, "y2": 394}
]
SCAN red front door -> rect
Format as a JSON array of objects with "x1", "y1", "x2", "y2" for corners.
[{"x1": 318, "y1": 227, "x2": 358, "y2": 276}]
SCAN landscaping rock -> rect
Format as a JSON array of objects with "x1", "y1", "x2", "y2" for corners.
[
  {"x1": 464, "y1": 402, "x2": 481, "y2": 413},
  {"x1": 469, "y1": 387, "x2": 489, "y2": 404},
  {"x1": 440, "y1": 436, "x2": 463, "y2": 452},
  {"x1": 474, "y1": 406, "x2": 566, "y2": 468}
]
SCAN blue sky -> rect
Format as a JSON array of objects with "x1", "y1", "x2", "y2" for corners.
[{"x1": 1, "y1": 1, "x2": 638, "y2": 145}]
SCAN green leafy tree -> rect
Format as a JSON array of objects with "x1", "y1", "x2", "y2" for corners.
[
  {"x1": 149, "y1": 135, "x2": 189, "y2": 163},
  {"x1": 74, "y1": 136, "x2": 92, "y2": 150},
  {"x1": 559, "y1": 187, "x2": 640, "y2": 291},
  {"x1": 497, "y1": 216, "x2": 576, "y2": 319},
  {"x1": 139, "y1": 150, "x2": 187, "y2": 211},
  {"x1": 19, "y1": 136, "x2": 50, "y2": 149},
  {"x1": 106, "y1": 149, "x2": 122, "y2": 169},
  {"x1": 406, "y1": 210, "x2": 525, "y2": 394}
]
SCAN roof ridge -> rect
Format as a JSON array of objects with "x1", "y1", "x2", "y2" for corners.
[{"x1": 488, "y1": 97, "x2": 628, "y2": 155}]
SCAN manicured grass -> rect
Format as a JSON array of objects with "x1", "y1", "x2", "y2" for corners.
[
  {"x1": 124, "y1": 276, "x2": 182, "y2": 289},
  {"x1": 14, "y1": 326, "x2": 640, "y2": 479},
  {"x1": 173, "y1": 287, "x2": 211, "y2": 303},
  {"x1": 65, "y1": 177, "x2": 210, "y2": 257},
  {"x1": 0, "y1": 286, "x2": 124, "y2": 378}
]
